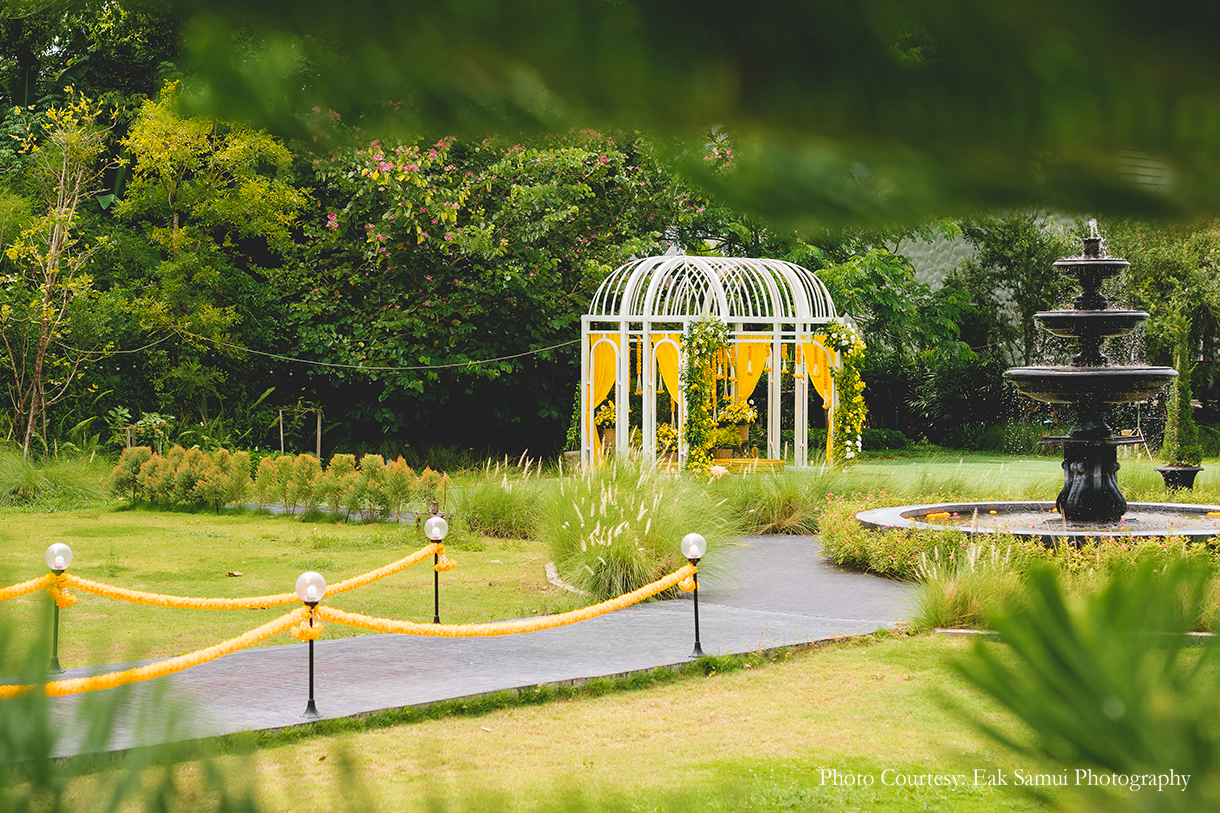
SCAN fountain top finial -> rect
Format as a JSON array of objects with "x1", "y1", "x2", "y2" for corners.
[{"x1": 1083, "y1": 220, "x2": 1104, "y2": 259}]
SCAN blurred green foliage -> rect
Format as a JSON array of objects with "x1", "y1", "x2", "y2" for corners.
[
  {"x1": 954, "y1": 561, "x2": 1220, "y2": 812},
  {"x1": 177, "y1": 0, "x2": 1220, "y2": 226}
]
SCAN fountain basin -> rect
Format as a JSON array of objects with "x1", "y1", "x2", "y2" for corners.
[
  {"x1": 1052, "y1": 256, "x2": 1129, "y2": 276},
  {"x1": 857, "y1": 501, "x2": 1220, "y2": 543},
  {"x1": 1035, "y1": 309, "x2": 1150, "y2": 339},
  {"x1": 1004, "y1": 366, "x2": 1177, "y2": 404}
]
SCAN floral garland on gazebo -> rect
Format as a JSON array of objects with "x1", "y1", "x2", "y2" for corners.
[
  {"x1": 823, "y1": 321, "x2": 867, "y2": 466},
  {"x1": 680, "y1": 316, "x2": 731, "y2": 473}
]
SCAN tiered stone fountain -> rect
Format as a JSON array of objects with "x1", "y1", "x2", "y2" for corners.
[
  {"x1": 1003, "y1": 230, "x2": 1175, "y2": 524},
  {"x1": 858, "y1": 226, "x2": 1220, "y2": 542}
]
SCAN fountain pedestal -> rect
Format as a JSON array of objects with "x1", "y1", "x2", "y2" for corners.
[{"x1": 1053, "y1": 438, "x2": 1125, "y2": 523}]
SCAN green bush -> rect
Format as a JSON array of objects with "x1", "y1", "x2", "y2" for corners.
[
  {"x1": 863, "y1": 428, "x2": 909, "y2": 450},
  {"x1": 1199, "y1": 424, "x2": 1220, "y2": 458},
  {"x1": 537, "y1": 461, "x2": 739, "y2": 600},
  {"x1": 106, "y1": 446, "x2": 152, "y2": 501},
  {"x1": 383, "y1": 457, "x2": 416, "y2": 520}
]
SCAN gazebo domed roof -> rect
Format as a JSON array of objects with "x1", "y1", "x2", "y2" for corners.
[{"x1": 588, "y1": 255, "x2": 837, "y2": 323}]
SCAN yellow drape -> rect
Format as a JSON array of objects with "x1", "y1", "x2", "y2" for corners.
[
  {"x1": 652, "y1": 334, "x2": 682, "y2": 399},
  {"x1": 732, "y1": 341, "x2": 771, "y2": 401},
  {"x1": 802, "y1": 338, "x2": 834, "y2": 403},
  {"x1": 801, "y1": 337, "x2": 836, "y2": 465},
  {"x1": 589, "y1": 334, "x2": 620, "y2": 468}
]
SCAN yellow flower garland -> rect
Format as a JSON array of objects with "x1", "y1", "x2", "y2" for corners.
[
  {"x1": 47, "y1": 575, "x2": 77, "y2": 608},
  {"x1": 290, "y1": 607, "x2": 324, "y2": 641},
  {"x1": 0, "y1": 573, "x2": 55, "y2": 603},
  {"x1": 0, "y1": 606, "x2": 310, "y2": 699},
  {"x1": 0, "y1": 552, "x2": 696, "y2": 698},
  {"x1": 55, "y1": 543, "x2": 440, "y2": 610},
  {"x1": 317, "y1": 563, "x2": 696, "y2": 638}
]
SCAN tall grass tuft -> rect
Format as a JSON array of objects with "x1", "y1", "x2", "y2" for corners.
[
  {"x1": 710, "y1": 471, "x2": 848, "y2": 535},
  {"x1": 537, "y1": 461, "x2": 740, "y2": 601},
  {"x1": 0, "y1": 449, "x2": 108, "y2": 507},
  {"x1": 912, "y1": 540, "x2": 1028, "y2": 630},
  {"x1": 456, "y1": 478, "x2": 542, "y2": 539}
]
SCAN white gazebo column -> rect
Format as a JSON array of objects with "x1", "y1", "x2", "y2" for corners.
[
  {"x1": 580, "y1": 317, "x2": 591, "y2": 471},
  {"x1": 794, "y1": 327, "x2": 809, "y2": 469},
  {"x1": 768, "y1": 325, "x2": 782, "y2": 460},
  {"x1": 642, "y1": 322, "x2": 656, "y2": 462},
  {"x1": 616, "y1": 322, "x2": 630, "y2": 458}
]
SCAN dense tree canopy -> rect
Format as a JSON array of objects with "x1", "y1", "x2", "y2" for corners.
[{"x1": 0, "y1": 1, "x2": 1217, "y2": 457}]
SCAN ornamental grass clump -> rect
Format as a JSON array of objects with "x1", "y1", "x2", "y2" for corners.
[
  {"x1": 0, "y1": 449, "x2": 108, "y2": 507},
  {"x1": 456, "y1": 478, "x2": 542, "y2": 539},
  {"x1": 912, "y1": 539, "x2": 1030, "y2": 630},
  {"x1": 538, "y1": 461, "x2": 739, "y2": 601},
  {"x1": 710, "y1": 471, "x2": 847, "y2": 535}
]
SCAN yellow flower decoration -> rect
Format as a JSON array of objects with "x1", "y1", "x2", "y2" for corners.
[
  {"x1": 55, "y1": 543, "x2": 439, "y2": 610},
  {"x1": 47, "y1": 583, "x2": 77, "y2": 608},
  {"x1": 0, "y1": 573, "x2": 54, "y2": 603},
  {"x1": 317, "y1": 563, "x2": 696, "y2": 639},
  {"x1": 0, "y1": 607, "x2": 309, "y2": 699},
  {"x1": 290, "y1": 618, "x2": 325, "y2": 641}
]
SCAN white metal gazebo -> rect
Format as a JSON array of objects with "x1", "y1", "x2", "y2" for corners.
[{"x1": 580, "y1": 255, "x2": 844, "y2": 470}]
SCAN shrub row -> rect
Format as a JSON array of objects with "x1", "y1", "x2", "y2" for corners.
[{"x1": 107, "y1": 447, "x2": 448, "y2": 519}]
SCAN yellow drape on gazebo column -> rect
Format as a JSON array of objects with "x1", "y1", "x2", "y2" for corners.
[
  {"x1": 652, "y1": 335, "x2": 682, "y2": 399},
  {"x1": 801, "y1": 337, "x2": 836, "y2": 465},
  {"x1": 589, "y1": 334, "x2": 620, "y2": 468},
  {"x1": 732, "y1": 341, "x2": 771, "y2": 400}
]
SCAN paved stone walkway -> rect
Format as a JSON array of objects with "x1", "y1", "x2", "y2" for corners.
[{"x1": 44, "y1": 536, "x2": 915, "y2": 756}]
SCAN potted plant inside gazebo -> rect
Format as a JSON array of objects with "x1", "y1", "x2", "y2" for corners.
[
  {"x1": 656, "y1": 422, "x2": 679, "y2": 463},
  {"x1": 718, "y1": 397, "x2": 758, "y2": 448},
  {"x1": 594, "y1": 401, "x2": 616, "y2": 453}
]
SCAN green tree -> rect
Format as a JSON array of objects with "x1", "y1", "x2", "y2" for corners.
[
  {"x1": 2, "y1": 90, "x2": 113, "y2": 456},
  {"x1": 116, "y1": 81, "x2": 306, "y2": 423},
  {"x1": 1106, "y1": 219, "x2": 1220, "y2": 465},
  {"x1": 287, "y1": 129, "x2": 683, "y2": 448},
  {"x1": 1, "y1": 1, "x2": 181, "y2": 107},
  {"x1": 950, "y1": 213, "x2": 1074, "y2": 367}
]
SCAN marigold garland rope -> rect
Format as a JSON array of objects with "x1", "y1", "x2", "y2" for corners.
[
  {"x1": 0, "y1": 553, "x2": 695, "y2": 697},
  {"x1": 0, "y1": 573, "x2": 55, "y2": 603},
  {"x1": 0, "y1": 606, "x2": 310, "y2": 699},
  {"x1": 316, "y1": 563, "x2": 696, "y2": 638},
  {"x1": 52, "y1": 543, "x2": 440, "y2": 610}
]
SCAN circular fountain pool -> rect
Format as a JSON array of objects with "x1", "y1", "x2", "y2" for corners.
[{"x1": 857, "y1": 501, "x2": 1220, "y2": 543}]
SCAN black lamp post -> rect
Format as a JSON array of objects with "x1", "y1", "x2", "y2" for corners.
[
  {"x1": 44, "y1": 543, "x2": 72, "y2": 674},
  {"x1": 296, "y1": 570, "x2": 326, "y2": 719},
  {"x1": 423, "y1": 503, "x2": 449, "y2": 624},
  {"x1": 680, "y1": 532, "x2": 706, "y2": 658}
]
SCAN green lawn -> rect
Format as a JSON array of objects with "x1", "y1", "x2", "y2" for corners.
[
  {"x1": 0, "y1": 506, "x2": 574, "y2": 667},
  {"x1": 0, "y1": 456, "x2": 1201, "y2": 812},
  {"x1": 52, "y1": 634, "x2": 1099, "y2": 812}
]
